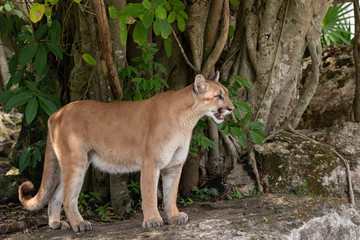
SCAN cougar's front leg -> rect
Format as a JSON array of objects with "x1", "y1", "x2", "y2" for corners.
[
  {"x1": 161, "y1": 164, "x2": 188, "y2": 225},
  {"x1": 140, "y1": 165, "x2": 163, "y2": 228}
]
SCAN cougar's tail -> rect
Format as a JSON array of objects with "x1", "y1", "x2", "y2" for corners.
[{"x1": 19, "y1": 132, "x2": 60, "y2": 211}]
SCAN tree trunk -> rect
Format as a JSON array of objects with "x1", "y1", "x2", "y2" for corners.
[
  {"x1": 353, "y1": 0, "x2": 360, "y2": 122},
  {"x1": 0, "y1": 37, "x2": 10, "y2": 91}
]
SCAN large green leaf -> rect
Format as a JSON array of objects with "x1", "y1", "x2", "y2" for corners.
[
  {"x1": 133, "y1": 21, "x2": 148, "y2": 45},
  {"x1": 25, "y1": 97, "x2": 38, "y2": 124},
  {"x1": 35, "y1": 45, "x2": 48, "y2": 77},
  {"x1": 82, "y1": 53, "x2": 97, "y2": 66},
  {"x1": 177, "y1": 15, "x2": 185, "y2": 32},
  {"x1": 231, "y1": 127, "x2": 247, "y2": 148},
  {"x1": 29, "y1": 3, "x2": 45, "y2": 23},
  {"x1": 164, "y1": 37, "x2": 172, "y2": 57},
  {"x1": 108, "y1": 6, "x2": 118, "y2": 19},
  {"x1": 155, "y1": 5, "x2": 167, "y2": 19},
  {"x1": 49, "y1": 20, "x2": 61, "y2": 42},
  {"x1": 156, "y1": 18, "x2": 171, "y2": 39},
  {"x1": 143, "y1": 10, "x2": 155, "y2": 28},
  {"x1": 0, "y1": 90, "x2": 13, "y2": 104},
  {"x1": 19, "y1": 44, "x2": 39, "y2": 68},
  {"x1": 38, "y1": 95, "x2": 58, "y2": 116},
  {"x1": 46, "y1": 41, "x2": 63, "y2": 59},
  {"x1": 119, "y1": 20, "x2": 128, "y2": 46},
  {"x1": 5, "y1": 91, "x2": 33, "y2": 112},
  {"x1": 119, "y1": 3, "x2": 145, "y2": 18},
  {"x1": 250, "y1": 129, "x2": 266, "y2": 145},
  {"x1": 19, "y1": 148, "x2": 31, "y2": 173}
]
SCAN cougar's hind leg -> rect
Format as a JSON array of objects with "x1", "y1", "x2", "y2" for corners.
[
  {"x1": 59, "y1": 151, "x2": 92, "y2": 233},
  {"x1": 48, "y1": 181, "x2": 70, "y2": 230}
]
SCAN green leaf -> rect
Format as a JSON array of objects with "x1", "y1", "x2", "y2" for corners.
[
  {"x1": 249, "y1": 121, "x2": 264, "y2": 130},
  {"x1": 29, "y1": 3, "x2": 45, "y2": 23},
  {"x1": 133, "y1": 90, "x2": 143, "y2": 101},
  {"x1": 82, "y1": 53, "x2": 97, "y2": 66},
  {"x1": 25, "y1": 97, "x2": 38, "y2": 124},
  {"x1": 19, "y1": 44, "x2": 39, "y2": 68},
  {"x1": 179, "y1": 11, "x2": 188, "y2": 20},
  {"x1": 32, "y1": 148, "x2": 42, "y2": 164},
  {"x1": 46, "y1": 41, "x2": 63, "y2": 59},
  {"x1": 142, "y1": 0, "x2": 152, "y2": 10},
  {"x1": 153, "y1": 0, "x2": 166, "y2": 6},
  {"x1": 5, "y1": 3, "x2": 12, "y2": 11},
  {"x1": 228, "y1": 25, "x2": 234, "y2": 39},
  {"x1": 177, "y1": 15, "x2": 185, "y2": 32},
  {"x1": 143, "y1": 10, "x2": 154, "y2": 28},
  {"x1": 35, "y1": 24, "x2": 48, "y2": 41},
  {"x1": 19, "y1": 148, "x2": 31, "y2": 173},
  {"x1": 168, "y1": 11, "x2": 176, "y2": 23},
  {"x1": 156, "y1": 18, "x2": 171, "y2": 39},
  {"x1": 8, "y1": 56, "x2": 18, "y2": 75},
  {"x1": 38, "y1": 95, "x2": 58, "y2": 116},
  {"x1": 231, "y1": 127, "x2": 247, "y2": 148},
  {"x1": 240, "y1": 112, "x2": 251, "y2": 126},
  {"x1": 108, "y1": 6, "x2": 118, "y2": 19},
  {"x1": 9, "y1": 70, "x2": 24, "y2": 85},
  {"x1": 0, "y1": 90, "x2": 13, "y2": 104},
  {"x1": 250, "y1": 129, "x2": 266, "y2": 145},
  {"x1": 133, "y1": 21, "x2": 148, "y2": 45},
  {"x1": 35, "y1": 45, "x2": 48, "y2": 77},
  {"x1": 235, "y1": 101, "x2": 251, "y2": 113},
  {"x1": 119, "y1": 3, "x2": 145, "y2": 18},
  {"x1": 164, "y1": 37, "x2": 172, "y2": 57},
  {"x1": 49, "y1": 20, "x2": 61, "y2": 42},
  {"x1": 230, "y1": 0, "x2": 239, "y2": 5},
  {"x1": 235, "y1": 76, "x2": 252, "y2": 88},
  {"x1": 119, "y1": 20, "x2": 128, "y2": 46},
  {"x1": 73, "y1": 0, "x2": 81, "y2": 3},
  {"x1": 233, "y1": 108, "x2": 242, "y2": 119},
  {"x1": 155, "y1": 5, "x2": 167, "y2": 19},
  {"x1": 223, "y1": 125, "x2": 230, "y2": 135},
  {"x1": 24, "y1": 80, "x2": 37, "y2": 92},
  {"x1": 5, "y1": 91, "x2": 33, "y2": 112}
]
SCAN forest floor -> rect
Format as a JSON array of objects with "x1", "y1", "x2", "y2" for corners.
[{"x1": 1, "y1": 193, "x2": 357, "y2": 240}]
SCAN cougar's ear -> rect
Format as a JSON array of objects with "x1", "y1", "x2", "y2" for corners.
[
  {"x1": 210, "y1": 70, "x2": 220, "y2": 82},
  {"x1": 193, "y1": 74, "x2": 207, "y2": 94}
]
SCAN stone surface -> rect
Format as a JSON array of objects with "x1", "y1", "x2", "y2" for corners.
[
  {"x1": 4, "y1": 194, "x2": 360, "y2": 239},
  {"x1": 300, "y1": 44, "x2": 355, "y2": 129}
]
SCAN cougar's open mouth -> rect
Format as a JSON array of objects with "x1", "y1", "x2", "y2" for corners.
[{"x1": 213, "y1": 110, "x2": 226, "y2": 121}]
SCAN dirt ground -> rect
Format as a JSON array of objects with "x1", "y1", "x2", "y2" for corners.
[{"x1": 2, "y1": 193, "x2": 357, "y2": 240}]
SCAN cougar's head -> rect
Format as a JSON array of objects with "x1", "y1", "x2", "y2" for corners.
[{"x1": 193, "y1": 71, "x2": 235, "y2": 124}]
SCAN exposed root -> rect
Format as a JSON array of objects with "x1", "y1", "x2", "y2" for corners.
[{"x1": 248, "y1": 147, "x2": 263, "y2": 193}]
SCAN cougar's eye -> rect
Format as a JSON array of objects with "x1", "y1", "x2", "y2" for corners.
[{"x1": 216, "y1": 95, "x2": 224, "y2": 101}]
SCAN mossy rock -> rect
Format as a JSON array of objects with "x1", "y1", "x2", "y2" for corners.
[{"x1": 256, "y1": 131, "x2": 347, "y2": 199}]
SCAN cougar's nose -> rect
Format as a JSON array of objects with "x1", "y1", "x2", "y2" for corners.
[{"x1": 227, "y1": 104, "x2": 235, "y2": 112}]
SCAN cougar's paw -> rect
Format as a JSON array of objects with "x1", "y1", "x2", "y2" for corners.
[
  {"x1": 165, "y1": 212, "x2": 189, "y2": 225},
  {"x1": 142, "y1": 217, "x2": 164, "y2": 228},
  {"x1": 72, "y1": 221, "x2": 92, "y2": 232},
  {"x1": 49, "y1": 220, "x2": 71, "y2": 230}
]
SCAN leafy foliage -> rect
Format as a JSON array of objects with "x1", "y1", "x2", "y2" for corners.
[
  {"x1": 321, "y1": 3, "x2": 353, "y2": 46},
  {"x1": 218, "y1": 76, "x2": 266, "y2": 148},
  {"x1": 226, "y1": 187, "x2": 243, "y2": 200},
  {"x1": 0, "y1": 2, "x2": 62, "y2": 172},
  {"x1": 119, "y1": 42, "x2": 168, "y2": 100},
  {"x1": 109, "y1": 0, "x2": 188, "y2": 56}
]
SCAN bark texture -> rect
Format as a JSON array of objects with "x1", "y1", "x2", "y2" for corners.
[{"x1": 353, "y1": 0, "x2": 360, "y2": 122}]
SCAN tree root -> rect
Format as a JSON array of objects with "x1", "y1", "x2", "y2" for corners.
[
  {"x1": 248, "y1": 146, "x2": 263, "y2": 193},
  {"x1": 284, "y1": 125, "x2": 355, "y2": 205}
]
